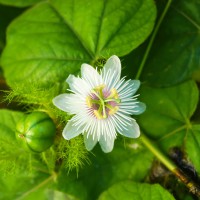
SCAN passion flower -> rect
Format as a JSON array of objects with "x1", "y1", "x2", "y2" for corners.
[
  {"x1": 16, "y1": 111, "x2": 56, "y2": 153},
  {"x1": 53, "y1": 55, "x2": 146, "y2": 153}
]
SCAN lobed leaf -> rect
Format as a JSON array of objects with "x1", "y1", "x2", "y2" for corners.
[{"x1": 138, "y1": 80, "x2": 200, "y2": 173}]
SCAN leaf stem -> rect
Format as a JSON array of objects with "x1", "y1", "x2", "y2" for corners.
[
  {"x1": 140, "y1": 133, "x2": 200, "y2": 197},
  {"x1": 135, "y1": 0, "x2": 172, "y2": 80}
]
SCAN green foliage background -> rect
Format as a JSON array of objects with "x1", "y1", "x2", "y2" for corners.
[{"x1": 0, "y1": 0, "x2": 200, "y2": 199}]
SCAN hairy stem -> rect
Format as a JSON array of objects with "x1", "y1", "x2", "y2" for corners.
[
  {"x1": 135, "y1": 0, "x2": 172, "y2": 79},
  {"x1": 140, "y1": 133, "x2": 200, "y2": 197}
]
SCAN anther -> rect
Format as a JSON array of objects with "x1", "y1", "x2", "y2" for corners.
[
  {"x1": 86, "y1": 96, "x2": 92, "y2": 108},
  {"x1": 109, "y1": 106, "x2": 119, "y2": 115}
]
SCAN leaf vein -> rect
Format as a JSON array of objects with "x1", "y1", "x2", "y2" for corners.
[
  {"x1": 100, "y1": 1, "x2": 144, "y2": 51},
  {"x1": 95, "y1": 0, "x2": 107, "y2": 54},
  {"x1": 48, "y1": 3, "x2": 94, "y2": 59},
  {"x1": 174, "y1": 7, "x2": 200, "y2": 30}
]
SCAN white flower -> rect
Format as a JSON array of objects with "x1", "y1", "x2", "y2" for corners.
[{"x1": 53, "y1": 55, "x2": 146, "y2": 153}]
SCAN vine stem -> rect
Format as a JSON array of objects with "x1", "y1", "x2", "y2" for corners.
[
  {"x1": 140, "y1": 133, "x2": 200, "y2": 197},
  {"x1": 140, "y1": 134, "x2": 175, "y2": 171},
  {"x1": 135, "y1": 0, "x2": 172, "y2": 80}
]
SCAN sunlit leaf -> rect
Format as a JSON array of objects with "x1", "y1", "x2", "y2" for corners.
[
  {"x1": 46, "y1": 189, "x2": 78, "y2": 200},
  {"x1": 0, "y1": 173, "x2": 52, "y2": 200},
  {"x1": 98, "y1": 181, "x2": 175, "y2": 200},
  {"x1": 1, "y1": 0, "x2": 156, "y2": 88},
  {"x1": 0, "y1": 109, "x2": 24, "y2": 138}
]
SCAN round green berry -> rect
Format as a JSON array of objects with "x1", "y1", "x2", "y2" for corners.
[{"x1": 16, "y1": 111, "x2": 56, "y2": 153}]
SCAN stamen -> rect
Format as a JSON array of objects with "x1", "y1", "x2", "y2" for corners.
[
  {"x1": 107, "y1": 88, "x2": 119, "y2": 99},
  {"x1": 91, "y1": 89, "x2": 101, "y2": 100},
  {"x1": 86, "y1": 85, "x2": 121, "y2": 119},
  {"x1": 109, "y1": 106, "x2": 119, "y2": 115},
  {"x1": 102, "y1": 103, "x2": 107, "y2": 118},
  {"x1": 105, "y1": 98, "x2": 121, "y2": 103},
  {"x1": 86, "y1": 96, "x2": 92, "y2": 108},
  {"x1": 94, "y1": 110, "x2": 103, "y2": 119}
]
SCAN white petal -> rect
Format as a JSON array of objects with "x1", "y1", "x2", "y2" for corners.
[
  {"x1": 119, "y1": 101, "x2": 146, "y2": 115},
  {"x1": 53, "y1": 93, "x2": 84, "y2": 114},
  {"x1": 102, "y1": 55, "x2": 121, "y2": 88},
  {"x1": 117, "y1": 119, "x2": 140, "y2": 138},
  {"x1": 118, "y1": 80, "x2": 140, "y2": 99},
  {"x1": 99, "y1": 134, "x2": 115, "y2": 153},
  {"x1": 84, "y1": 132, "x2": 98, "y2": 151},
  {"x1": 109, "y1": 113, "x2": 132, "y2": 133},
  {"x1": 133, "y1": 102, "x2": 146, "y2": 115},
  {"x1": 81, "y1": 63, "x2": 102, "y2": 88},
  {"x1": 66, "y1": 75, "x2": 91, "y2": 95},
  {"x1": 62, "y1": 118, "x2": 83, "y2": 140}
]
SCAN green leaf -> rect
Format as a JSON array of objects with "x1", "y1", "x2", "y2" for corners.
[
  {"x1": 1, "y1": 0, "x2": 156, "y2": 88},
  {"x1": 138, "y1": 80, "x2": 198, "y2": 140},
  {"x1": 0, "y1": 172, "x2": 53, "y2": 200},
  {"x1": 46, "y1": 189, "x2": 78, "y2": 200},
  {"x1": 56, "y1": 169, "x2": 88, "y2": 200},
  {"x1": 98, "y1": 140, "x2": 153, "y2": 184},
  {"x1": 0, "y1": 0, "x2": 42, "y2": 7},
  {"x1": 0, "y1": 5, "x2": 24, "y2": 53},
  {"x1": 141, "y1": 0, "x2": 200, "y2": 86},
  {"x1": 0, "y1": 109, "x2": 28, "y2": 175},
  {"x1": 138, "y1": 80, "x2": 200, "y2": 172},
  {"x1": 56, "y1": 140, "x2": 153, "y2": 200},
  {"x1": 185, "y1": 125, "x2": 200, "y2": 174},
  {"x1": 98, "y1": 181, "x2": 175, "y2": 200},
  {"x1": 0, "y1": 109, "x2": 24, "y2": 139}
]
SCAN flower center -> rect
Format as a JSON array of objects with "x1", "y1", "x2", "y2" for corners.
[{"x1": 86, "y1": 85, "x2": 120, "y2": 119}]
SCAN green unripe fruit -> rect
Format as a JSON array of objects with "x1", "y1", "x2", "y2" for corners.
[{"x1": 16, "y1": 111, "x2": 56, "y2": 153}]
